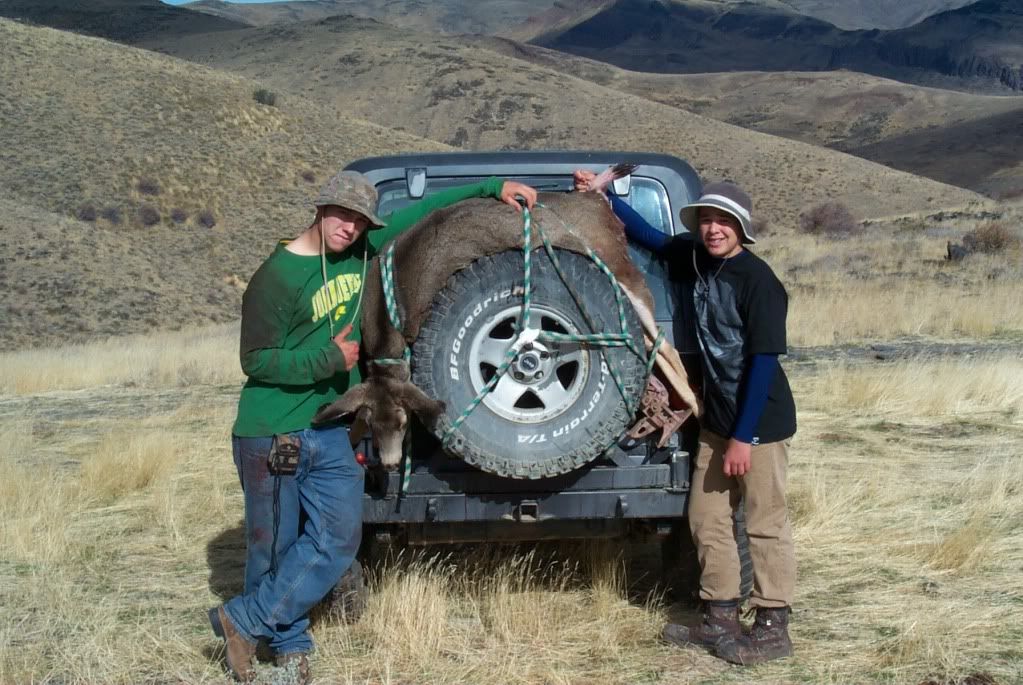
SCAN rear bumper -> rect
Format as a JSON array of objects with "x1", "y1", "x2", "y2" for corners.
[{"x1": 362, "y1": 460, "x2": 690, "y2": 530}]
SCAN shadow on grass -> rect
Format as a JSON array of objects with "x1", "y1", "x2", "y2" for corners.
[
  {"x1": 201, "y1": 642, "x2": 228, "y2": 671},
  {"x1": 207, "y1": 522, "x2": 246, "y2": 601}
]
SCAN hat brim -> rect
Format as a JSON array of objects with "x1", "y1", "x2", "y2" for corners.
[
  {"x1": 679, "y1": 200, "x2": 755, "y2": 244},
  {"x1": 314, "y1": 201, "x2": 387, "y2": 229}
]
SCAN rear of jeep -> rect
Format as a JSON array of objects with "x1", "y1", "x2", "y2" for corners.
[{"x1": 343, "y1": 151, "x2": 705, "y2": 565}]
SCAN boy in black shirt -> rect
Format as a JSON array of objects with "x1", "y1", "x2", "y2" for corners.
[{"x1": 575, "y1": 172, "x2": 797, "y2": 665}]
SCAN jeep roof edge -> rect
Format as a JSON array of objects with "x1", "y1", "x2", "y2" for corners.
[{"x1": 344, "y1": 150, "x2": 703, "y2": 236}]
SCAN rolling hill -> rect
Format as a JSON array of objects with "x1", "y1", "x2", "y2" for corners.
[
  {"x1": 0, "y1": 17, "x2": 447, "y2": 349},
  {"x1": 472, "y1": 38, "x2": 1023, "y2": 198},
  {"x1": 530, "y1": 0, "x2": 1023, "y2": 93},
  {"x1": 2, "y1": 7, "x2": 1009, "y2": 349},
  {"x1": 0, "y1": 0, "x2": 247, "y2": 42},
  {"x1": 146, "y1": 15, "x2": 987, "y2": 230},
  {"x1": 184, "y1": 0, "x2": 558, "y2": 35},
  {"x1": 183, "y1": 0, "x2": 984, "y2": 36}
]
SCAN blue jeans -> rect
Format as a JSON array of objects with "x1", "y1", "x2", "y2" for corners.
[{"x1": 225, "y1": 425, "x2": 364, "y2": 655}]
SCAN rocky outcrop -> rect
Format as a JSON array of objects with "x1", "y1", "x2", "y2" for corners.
[{"x1": 827, "y1": 40, "x2": 1023, "y2": 92}]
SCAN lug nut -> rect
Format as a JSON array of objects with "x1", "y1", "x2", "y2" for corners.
[
  {"x1": 536, "y1": 371, "x2": 544, "y2": 379},
  {"x1": 539, "y1": 351, "x2": 549, "y2": 359}
]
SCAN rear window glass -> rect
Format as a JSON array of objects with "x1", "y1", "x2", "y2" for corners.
[
  {"x1": 376, "y1": 176, "x2": 674, "y2": 235},
  {"x1": 622, "y1": 178, "x2": 673, "y2": 235}
]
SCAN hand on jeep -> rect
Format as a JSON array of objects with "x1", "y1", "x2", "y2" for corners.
[
  {"x1": 722, "y1": 438, "x2": 752, "y2": 477},
  {"x1": 573, "y1": 169, "x2": 598, "y2": 192},
  {"x1": 333, "y1": 323, "x2": 360, "y2": 371},
  {"x1": 499, "y1": 180, "x2": 537, "y2": 212}
]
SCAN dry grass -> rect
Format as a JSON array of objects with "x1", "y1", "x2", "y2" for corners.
[
  {"x1": 760, "y1": 223, "x2": 1023, "y2": 346},
  {"x1": 313, "y1": 551, "x2": 663, "y2": 684},
  {"x1": 0, "y1": 323, "x2": 241, "y2": 395},
  {"x1": 801, "y1": 355, "x2": 1023, "y2": 416},
  {"x1": 789, "y1": 280, "x2": 1022, "y2": 345},
  {"x1": 1, "y1": 330, "x2": 1021, "y2": 683},
  {"x1": 80, "y1": 431, "x2": 181, "y2": 502}
]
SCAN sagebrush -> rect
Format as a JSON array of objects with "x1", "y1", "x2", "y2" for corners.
[
  {"x1": 963, "y1": 221, "x2": 1019, "y2": 254},
  {"x1": 798, "y1": 201, "x2": 860, "y2": 238}
]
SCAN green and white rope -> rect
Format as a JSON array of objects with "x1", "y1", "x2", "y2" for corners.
[
  {"x1": 373, "y1": 204, "x2": 667, "y2": 474},
  {"x1": 375, "y1": 242, "x2": 412, "y2": 493},
  {"x1": 439, "y1": 204, "x2": 663, "y2": 445},
  {"x1": 527, "y1": 218, "x2": 641, "y2": 418},
  {"x1": 521, "y1": 204, "x2": 533, "y2": 332},
  {"x1": 372, "y1": 242, "x2": 412, "y2": 367}
]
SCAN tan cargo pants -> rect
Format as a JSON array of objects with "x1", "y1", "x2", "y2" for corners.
[{"x1": 689, "y1": 430, "x2": 795, "y2": 608}]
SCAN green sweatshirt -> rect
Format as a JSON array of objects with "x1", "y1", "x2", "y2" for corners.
[{"x1": 232, "y1": 177, "x2": 506, "y2": 437}]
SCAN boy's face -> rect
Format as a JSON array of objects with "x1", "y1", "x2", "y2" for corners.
[
  {"x1": 320, "y1": 205, "x2": 370, "y2": 252},
  {"x1": 698, "y1": 207, "x2": 744, "y2": 259}
]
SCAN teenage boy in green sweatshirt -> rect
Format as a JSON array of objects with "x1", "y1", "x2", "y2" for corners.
[{"x1": 210, "y1": 171, "x2": 537, "y2": 683}]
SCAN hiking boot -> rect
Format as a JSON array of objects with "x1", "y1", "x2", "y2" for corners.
[
  {"x1": 275, "y1": 652, "x2": 311, "y2": 685},
  {"x1": 208, "y1": 606, "x2": 256, "y2": 682},
  {"x1": 715, "y1": 606, "x2": 793, "y2": 665},
  {"x1": 661, "y1": 600, "x2": 742, "y2": 651}
]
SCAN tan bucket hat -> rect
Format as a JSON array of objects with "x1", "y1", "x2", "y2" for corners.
[
  {"x1": 679, "y1": 181, "x2": 755, "y2": 244},
  {"x1": 314, "y1": 170, "x2": 386, "y2": 228}
]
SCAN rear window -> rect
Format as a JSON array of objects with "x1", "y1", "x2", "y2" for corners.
[
  {"x1": 622, "y1": 178, "x2": 673, "y2": 235},
  {"x1": 376, "y1": 176, "x2": 675, "y2": 235}
]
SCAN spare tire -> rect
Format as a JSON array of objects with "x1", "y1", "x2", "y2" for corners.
[{"x1": 412, "y1": 248, "x2": 648, "y2": 479}]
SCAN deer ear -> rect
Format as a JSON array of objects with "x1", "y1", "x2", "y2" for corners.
[
  {"x1": 400, "y1": 383, "x2": 446, "y2": 422},
  {"x1": 313, "y1": 383, "x2": 371, "y2": 424}
]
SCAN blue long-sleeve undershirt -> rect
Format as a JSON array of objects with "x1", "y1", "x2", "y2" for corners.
[
  {"x1": 608, "y1": 193, "x2": 672, "y2": 254},
  {"x1": 604, "y1": 191, "x2": 776, "y2": 444},
  {"x1": 732, "y1": 354, "x2": 778, "y2": 443}
]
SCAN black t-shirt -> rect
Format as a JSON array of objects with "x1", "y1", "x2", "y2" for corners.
[{"x1": 663, "y1": 238, "x2": 797, "y2": 444}]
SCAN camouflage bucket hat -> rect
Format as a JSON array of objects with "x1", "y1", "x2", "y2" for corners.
[{"x1": 314, "y1": 170, "x2": 386, "y2": 228}]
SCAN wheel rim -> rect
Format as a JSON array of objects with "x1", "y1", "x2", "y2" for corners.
[{"x1": 467, "y1": 305, "x2": 590, "y2": 424}]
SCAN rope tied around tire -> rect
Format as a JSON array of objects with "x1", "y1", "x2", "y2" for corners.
[
  {"x1": 376, "y1": 203, "x2": 665, "y2": 487},
  {"x1": 370, "y1": 244, "x2": 411, "y2": 367}
]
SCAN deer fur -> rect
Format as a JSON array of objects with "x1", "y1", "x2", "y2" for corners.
[{"x1": 314, "y1": 192, "x2": 695, "y2": 470}]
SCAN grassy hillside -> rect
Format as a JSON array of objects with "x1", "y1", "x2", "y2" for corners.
[
  {"x1": 473, "y1": 39, "x2": 1023, "y2": 198},
  {"x1": 185, "y1": 0, "x2": 558, "y2": 35},
  {"x1": 0, "y1": 18, "x2": 447, "y2": 349},
  {"x1": 848, "y1": 108, "x2": 1023, "y2": 200},
  {"x1": 148, "y1": 16, "x2": 988, "y2": 229},
  {"x1": 0, "y1": 196, "x2": 240, "y2": 350},
  {"x1": 0, "y1": 0, "x2": 247, "y2": 42}
]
